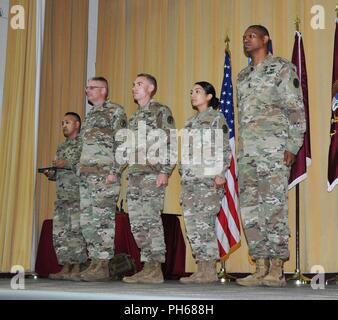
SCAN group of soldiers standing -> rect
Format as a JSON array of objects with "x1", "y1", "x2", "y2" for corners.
[{"x1": 43, "y1": 25, "x2": 306, "y2": 288}]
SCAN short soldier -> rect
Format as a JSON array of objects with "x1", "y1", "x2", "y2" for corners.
[
  {"x1": 236, "y1": 25, "x2": 306, "y2": 287},
  {"x1": 46, "y1": 112, "x2": 87, "y2": 281},
  {"x1": 179, "y1": 82, "x2": 231, "y2": 284},
  {"x1": 79, "y1": 77, "x2": 127, "y2": 281},
  {"x1": 123, "y1": 73, "x2": 176, "y2": 284}
]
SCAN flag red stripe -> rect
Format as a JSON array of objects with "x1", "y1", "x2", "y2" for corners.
[
  {"x1": 224, "y1": 182, "x2": 240, "y2": 230},
  {"x1": 217, "y1": 208, "x2": 237, "y2": 246}
]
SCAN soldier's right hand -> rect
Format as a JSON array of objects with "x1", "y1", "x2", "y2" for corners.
[{"x1": 106, "y1": 174, "x2": 118, "y2": 184}]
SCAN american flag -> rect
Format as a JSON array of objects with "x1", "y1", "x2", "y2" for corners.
[{"x1": 215, "y1": 50, "x2": 241, "y2": 258}]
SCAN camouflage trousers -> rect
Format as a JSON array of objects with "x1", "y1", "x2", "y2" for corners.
[
  {"x1": 80, "y1": 173, "x2": 120, "y2": 260},
  {"x1": 53, "y1": 199, "x2": 87, "y2": 265},
  {"x1": 238, "y1": 155, "x2": 290, "y2": 261},
  {"x1": 127, "y1": 174, "x2": 166, "y2": 263},
  {"x1": 181, "y1": 179, "x2": 224, "y2": 261}
]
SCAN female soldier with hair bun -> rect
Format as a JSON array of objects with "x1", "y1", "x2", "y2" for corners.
[{"x1": 179, "y1": 81, "x2": 231, "y2": 284}]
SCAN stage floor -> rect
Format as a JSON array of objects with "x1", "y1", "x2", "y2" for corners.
[{"x1": 0, "y1": 278, "x2": 337, "y2": 300}]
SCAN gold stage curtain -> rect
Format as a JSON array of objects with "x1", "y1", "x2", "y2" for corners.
[
  {"x1": 35, "y1": 0, "x2": 88, "y2": 247},
  {"x1": 0, "y1": 0, "x2": 36, "y2": 271},
  {"x1": 96, "y1": 0, "x2": 338, "y2": 272}
]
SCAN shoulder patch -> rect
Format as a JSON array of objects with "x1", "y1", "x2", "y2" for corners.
[{"x1": 222, "y1": 124, "x2": 229, "y2": 134}]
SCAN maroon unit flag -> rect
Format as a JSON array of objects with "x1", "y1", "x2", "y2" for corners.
[
  {"x1": 288, "y1": 31, "x2": 311, "y2": 189},
  {"x1": 328, "y1": 19, "x2": 338, "y2": 192}
]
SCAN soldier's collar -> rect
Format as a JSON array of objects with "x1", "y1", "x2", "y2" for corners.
[
  {"x1": 138, "y1": 99, "x2": 155, "y2": 110},
  {"x1": 249, "y1": 52, "x2": 273, "y2": 68},
  {"x1": 89, "y1": 99, "x2": 110, "y2": 111},
  {"x1": 65, "y1": 136, "x2": 77, "y2": 143},
  {"x1": 198, "y1": 106, "x2": 213, "y2": 113},
  {"x1": 102, "y1": 100, "x2": 111, "y2": 108}
]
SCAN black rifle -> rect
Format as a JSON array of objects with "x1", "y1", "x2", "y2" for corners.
[{"x1": 37, "y1": 166, "x2": 72, "y2": 173}]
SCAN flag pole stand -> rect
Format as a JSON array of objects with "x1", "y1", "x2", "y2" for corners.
[
  {"x1": 287, "y1": 184, "x2": 311, "y2": 285},
  {"x1": 325, "y1": 275, "x2": 338, "y2": 285},
  {"x1": 218, "y1": 260, "x2": 236, "y2": 283}
]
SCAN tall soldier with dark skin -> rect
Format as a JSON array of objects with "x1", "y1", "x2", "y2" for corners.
[{"x1": 236, "y1": 25, "x2": 306, "y2": 287}]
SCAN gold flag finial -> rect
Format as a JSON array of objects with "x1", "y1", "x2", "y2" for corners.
[
  {"x1": 224, "y1": 35, "x2": 230, "y2": 52},
  {"x1": 295, "y1": 16, "x2": 301, "y2": 32},
  {"x1": 336, "y1": 5, "x2": 338, "y2": 18}
]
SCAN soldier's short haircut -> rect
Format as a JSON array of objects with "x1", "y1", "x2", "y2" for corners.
[
  {"x1": 88, "y1": 76, "x2": 109, "y2": 99},
  {"x1": 137, "y1": 73, "x2": 157, "y2": 97},
  {"x1": 65, "y1": 112, "x2": 81, "y2": 130},
  {"x1": 195, "y1": 81, "x2": 220, "y2": 110},
  {"x1": 248, "y1": 25, "x2": 270, "y2": 37},
  {"x1": 247, "y1": 25, "x2": 272, "y2": 53}
]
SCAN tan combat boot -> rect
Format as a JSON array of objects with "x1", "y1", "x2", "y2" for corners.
[
  {"x1": 138, "y1": 262, "x2": 164, "y2": 284},
  {"x1": 195, "y1": 260, "x2": 219, "y2": 283},
  {"x1": 80, "y1": 259, "x2": 111, "y2": 282},
  {"x1": 48, "y1": 263, "x2": 71, "y2": 280},
  {"x1": 180, "y1": 260, "x2": 218, "y2": 284},
  {"x1": 66, "y1": 264, "x2": 82, "y2": 281},
  {"x1": 262, "y1": 258, "x2": 286, "y2": 287},
  {"x1": 236, "y1": 258, "x2": 269, "y2": 287},
  {"x1": 180, "y1": 261, "x2": 205, "y2": 284},
  {"x1": 78, "y1": 259, "x2": 97, "y2": 280},
  {"x1": 122, "y1": 262, "x2": 154, "y2": 283}
]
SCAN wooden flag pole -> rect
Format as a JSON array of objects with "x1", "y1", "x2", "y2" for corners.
[
  {"x1": 224, "y1": 35, "x2": 230, "y2": 53},
  {"x1": 295, "y1": 16, "x2": 300, "y2": 32}
]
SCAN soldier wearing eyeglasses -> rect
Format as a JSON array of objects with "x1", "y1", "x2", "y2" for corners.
[{"x1": 78, "y1": 76, "x2": 127, "y2": 281}]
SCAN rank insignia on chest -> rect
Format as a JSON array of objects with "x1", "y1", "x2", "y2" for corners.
[{"x1": 120, "y1": 119, "x2": 127, "y2": 128}]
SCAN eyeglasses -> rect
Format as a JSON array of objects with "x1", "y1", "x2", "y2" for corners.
[{"x1": 85, "y1": 86, "x2": 106, "y2": 90}]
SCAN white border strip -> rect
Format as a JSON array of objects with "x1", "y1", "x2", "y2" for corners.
[
  {"x1": 328, "y1": 178, "x2": 338, "y2": 192},
  {"x1": 0, "y1": 0, "x2": 9, "y2": 128},
  {"x1": 86, "y1": 0, "x2": 98, "y2": 114},
  {"x1": 31, "y1": 0, "x2": 45, "y2": 272}
]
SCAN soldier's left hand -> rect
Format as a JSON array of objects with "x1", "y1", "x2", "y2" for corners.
[
  {"x1": 156, "y1": 173, "x2": 168, "y2": 187},
  {"x1": 52, "y1": 159, "x2": 67, "y2": 168},
  {"x1": 214, "y1": 176, "x2": 226, "y2": 188},
  {"x1": 43, "y1": 169, "x2": 55, "y2": 179},
  {"x1": 283, "y1": 150, "x2": 296, "y2": 167}
]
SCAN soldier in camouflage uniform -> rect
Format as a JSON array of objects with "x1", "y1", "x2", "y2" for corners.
[
  {"x1": 179, "y1": 82, "x2": 231, "y2": 284},
  {"x1": 79, "y1": 77, "x2": 127, "y2": 281},
  {"x1": 45, "y1": 112, "x2": 87, "y2": 281},
  {"x1": 123, "y1": 73, "x2": 176, "y2": 284},
  {"x1": 236, "y1": 25, "x2": 306, "y2": 287}
]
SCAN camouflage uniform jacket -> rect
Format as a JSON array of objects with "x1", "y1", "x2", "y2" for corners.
[
  {"x1": 179, "y1": 107, "x2": 231, "y2": 180},
  {"x1": 128, "y1": 100, "x2": 176, "y2": 176},
  {"x1": 80, "y1": 100, "x2": 127, "y2": 176},
  {"x1": 50, "y1": 134, "x2": 82, "y2": 201},
  {"x1": 237, "y1": 53, "x2": 306, "y2": 158}
]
